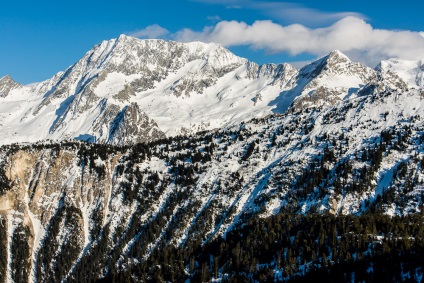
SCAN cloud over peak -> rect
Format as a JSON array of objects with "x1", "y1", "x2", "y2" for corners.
[
  {"x1": 173, "y1": 17, "x2": 424, "y2": 66},
  {"x1": 126, "y1": 17, "x2": 424, "y2": 68},
  {"x1": 193, "y1": 0, "x2": 366, "y2": 26}
]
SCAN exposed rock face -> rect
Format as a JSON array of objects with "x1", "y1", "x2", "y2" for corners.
[
  {"x1": 245, "y1": 62, "x2": 297, "y2": 83},
  {"x1": 0, "y1": 144, "x2": 122, "y2": 283},
  {"x1": 108, "y1": 102, "x2": 166, "y2": 145},
  {"x1": 0, "y1": 36, "x2": 300, "y2": 145},
  {"x1": 0, "y1": 75, "x2": 21, "y2": 97},
  {"x1": 358, "y1": 71, "x2": 409, "y2": 97},
  {"x1": 290, "y1": 50, "x2": 376, "y2": 111},
  {"x1": 377, "y1": 58, "x2": 424, "y2": 89},
  {"x1": 0, "y1": 38, "x2": 419, "y2": 147}
]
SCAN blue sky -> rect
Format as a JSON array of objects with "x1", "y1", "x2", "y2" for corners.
[{"x1": 1, "y1": 0, "x2": 424, "y2": 84}]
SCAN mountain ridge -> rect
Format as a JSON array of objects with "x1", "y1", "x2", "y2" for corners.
[
  {"x1": 0, "y1": 35, "x2": 295, "y2": 144},
  {"x1": 0, "y1": 35, "x2": 422, "y2": 148}
]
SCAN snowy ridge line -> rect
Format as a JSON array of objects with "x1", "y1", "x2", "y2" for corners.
[{"x1": 2, "y1": 35, "x2": 420, "y2": 147}]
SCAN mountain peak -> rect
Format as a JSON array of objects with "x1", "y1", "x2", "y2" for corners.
[
  {"x1": 328, "y1": 50, "x2": 349, "y2": 59},
  {"x1": 291, "y1": 49, "x2": 375, "y2": 111},
  {"x1": 115, "y1": 34, "x2": 167, "y2": 46},
  {"x1": 117, "y1": 33, "x2": 132, "y2": 41},
  {"x1": 323, "y1": 50, "x2": 351, "y2": 66},
  {"x1": 90, "y1": 35, "x2": 245, "y2": 70},
  {"x1": 0, "y1": 74, "x2": 21, "y2": 97},
  {"x1": 114, "y1": 34, "x2": 220, "y2": 50},
  {"x1": 0, "y1": 74, "x2": 13, "y2": 82},
  {"x1": 298, "y1": 50, "x2": 354, "y2": 80},
  {"x1": 108, "y1": 102, "x2": 166, "y2": 145}
]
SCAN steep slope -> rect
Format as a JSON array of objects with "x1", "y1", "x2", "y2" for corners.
[
  {"x1": 1, "y1": 37, "x2": 397, "y2": 147},
  {"x1": 377, "y1": 57, "x2": 424, "y2": 89},
  {"x1": 0, "y1": 75, "x2": 22, "y2": 98},
  {"x1": 0, "y1": 36, "x2": 299, "y2": 145},
  {"x1": 274, "y1": 50, "x2": 376, "y2": 112},
  {"x1": 107, "y1": 102, "x2": 166, "y2": 145},
  {"x1": 0, "y1": 77, "x2": 424, "y2": 281}
]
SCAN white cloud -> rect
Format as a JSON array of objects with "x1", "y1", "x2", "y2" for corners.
[
  {"x1": 127, "y1": 24, "x2": 169, "y2": 39},
  {"x1": 250, "y1": 2, "x2": 365, "y2": 26},
  {"x1": 193, "y1": 0, "x2": 365, "y2": 26},
  {"x1": 173, "y1": 17, "x2": 424, "y2": 66}
]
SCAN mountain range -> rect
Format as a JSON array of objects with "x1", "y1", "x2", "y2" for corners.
[
  {"x1": 1, "y1": 34, "x2": 422, "y2": 146},
  {"x1": 1, "y1": 35, "x2": 424, "y2": 282}
]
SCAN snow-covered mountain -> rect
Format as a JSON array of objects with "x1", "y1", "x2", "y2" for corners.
[
  {"x1": 2, "y1": 35, "x2": 420, "y2": 147},
  {"x1": 0, "y1": 75, "x2": 21, "y2": 98},
  {"x1": 2, "y1": 35, "x2": 424, "y2": 282},
  {"x1": 0, "y1": 35, "x2": 297, "y2": 145},
  {"x1": 287, "y1": 50, "x2": 376, "y2": 111},
  {"x1": 377, "y1": 58, "x2": 424, "y2": 89}
]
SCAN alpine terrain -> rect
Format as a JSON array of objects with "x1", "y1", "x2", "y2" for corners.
[{"x1": 1, "y1": 35, "x2": 424, "y2": 282}]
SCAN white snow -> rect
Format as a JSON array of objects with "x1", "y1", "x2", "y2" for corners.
[{"x1": 379, "y1": 58, "x2": 424, "y2": 88}]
